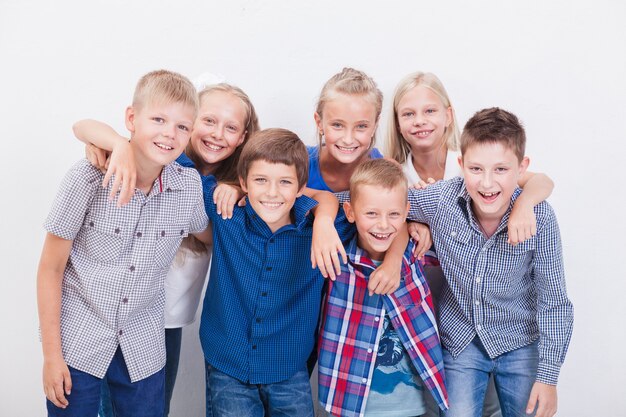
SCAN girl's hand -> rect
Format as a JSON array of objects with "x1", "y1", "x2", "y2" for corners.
[
  {"x1": 85, "y1": 143, "x2": 110, "y2": 173},
  {"x1": 311, "y1": 215, "x2": 346, "y2": 280},
  {"x1": 43, "y1": 355, "x2": 72, "y2": 409},
  {"x1": 213, "y1": 184, "x2": 244, "y2": 219},
  {"x1": 408, "y1": 222, "x2": 432, "y2": 260},
  {"x1": 102, "y1": 140, "x2": 136, "y2": 207},
  {"x1": 508, "y1": 199, "x2": 537, "y2": 245},
  {"x1": 368, "y1": 260, "x2": 401, "y2": 295},
  {"x1": 410, "y1": 177, "x2": 436, "y2": 190}
]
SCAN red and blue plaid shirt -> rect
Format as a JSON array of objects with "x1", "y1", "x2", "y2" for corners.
[{"x1": 317, "y1": 237, "x2": 448, "y2": 417}]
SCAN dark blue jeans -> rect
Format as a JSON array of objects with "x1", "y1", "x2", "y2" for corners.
[
  {"x1": 205, "y1": 362, "x2": 314, "y2": 417},
  {"x1": 99, "y1": 328, "x2": 182, "y2": 417},
  {"x1": 47, "y1": 347, "x2": 165, "y2": 417}
]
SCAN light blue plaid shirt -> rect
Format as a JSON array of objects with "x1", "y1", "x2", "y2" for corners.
[{"x1": 405, "y1": 177, "x2": 573, "y2": 385}]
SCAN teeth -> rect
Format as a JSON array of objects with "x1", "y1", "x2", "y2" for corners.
[
  {"x1": 371, "y1": 232, "x2": 391, "y2": 239},
  {"x1": 262, "y1": 202, "x2": 282, "y2": 208},
  {"x1": 416, "y1": 130, "x2": 432, "y2": 137},
  {"x1": 336, "y1": 145, "x2": 357, "y2": 152},
  {"x1": 481, "y1": 192, "x2": 498, "y2": 197},
  {"x1": 155, "y1": 143, "x2": 173, "y2": 150},
  {"x1": 203, "y1": 141, "x2": 223, "y2": 151}
]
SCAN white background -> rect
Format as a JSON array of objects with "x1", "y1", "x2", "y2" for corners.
[{"x1": 1, "y1": 1, "x2": 625, "y2": 416}]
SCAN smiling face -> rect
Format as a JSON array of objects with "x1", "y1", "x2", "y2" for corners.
[
  {"x1": 240, "y1": 160, "x2": 304, "y2": 233},
  {"x1": 396, "y1": 85, "x2": 452, "y2": 153},
  {"x1": 315, "y1": 93, "x2": 378, "y2": 165},
  {"x1": 189, "y1": 90, "x2": 247, "y2": 173},
  {"x1": 344, "y1": 184, "x2": 409, "y2": 261},
  {"x1": 460, "y1": 141, "x2": 529, "y2": 226},
  {"x1": 126, "y1": 100, "x2": 195, "y2": 169}
]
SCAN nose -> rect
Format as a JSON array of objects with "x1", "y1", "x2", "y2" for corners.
[
  {"x1": 267, "y1": 181, "x2": 278, "y2": 197},
  {"x1": 211, "y1": 124, "x2": 224, "y2": 140},
  {"x1": 163, "y1": 123, "x2": 176, "y2": 139},
  {"x1": 413, "y1": 114, "x2": 427, "y2": 126},
  {"x1": 481, "y1": 171, "x2": 493, "y2": 188},
  {"x1": 378, "y1": 216, "x2": 389, "y2": 230}
]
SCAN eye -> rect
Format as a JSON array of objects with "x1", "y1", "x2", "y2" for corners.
[
  {"x1": 366, "y1": 211, "x2": 377, "y2": 217},
  {"x1": 205, "y1": 118, "x2": 215, "y2": 125},
  {"x1": 469, "y1": 167, "x2": 482, "y2": 173},
  {"x1": 356, "y1": 123, "x2": 369, "y2": 130},
  {"x1": 152, "y1": 117, "x2": 165, "y2": 123},
  {"x1": 254, "y1": 178, "x2": 267, "y2": 184},
  {"x1": 280, "y1": 179, "x2": 293, "y2": 185},
  {"x1": 331, "y1": 122, "x2": 343, "y2": 129},
  {"x1": 226, "y1": 125, "x2": 238, "y2": 133},
  {"x1": 389, "y1": 212, "x2": 401, "y2": 218},
  {"x1": 401, "y1": 111, "x2": 414, "y2": 118},
  {"x1": 178, "y1": 124, "x2": 190, "y2": 132},
  {"x1": 425, "y1": 108, "x2": 437, "y2": 114},
  {"x1": 495, "y1": 167, "x2": 509, "y2": 173}
]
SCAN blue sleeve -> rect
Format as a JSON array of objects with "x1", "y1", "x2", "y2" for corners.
[
  {"x1": 176, "y1": 152, "x2": 196, "y2": 169},
  {"x1": 369, "y1": 148, "x2": 383, "y2": 159},
  {"x1": 201, "y1": 174, "x2": 219, "y2": 221},
  {"x1": 333, "y1": 206, "x2": 356, "y2": 244}
]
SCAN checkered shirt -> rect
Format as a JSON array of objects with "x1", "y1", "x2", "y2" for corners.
[
  {"x1": 44, "y1": 159, "x2": 208, "y2": 382},
  {"x1": 318, "y1": 237, "x2": 448, "y2": 417},
  {"x1": 406, "y1": 177, "x2": 574, "y2": 385}
]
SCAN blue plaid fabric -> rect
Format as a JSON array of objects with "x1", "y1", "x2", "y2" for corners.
[
  {"x1": 406, "y1": 177, "x2": 574, "y2": 385},
  {"x1": 197, "y1": 172, "x2": 355, "y2": 385},
  {"x1": 318, "y1": 237, "x2": 448, "y2": 417}
]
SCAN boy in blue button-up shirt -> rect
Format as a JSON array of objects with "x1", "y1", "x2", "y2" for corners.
[
  {"x1": 198, "y1": 128, "x2": 355, "y2": 417},
  {"x1": 407, "y1": 108, "x2": 573, "y2": 417}
]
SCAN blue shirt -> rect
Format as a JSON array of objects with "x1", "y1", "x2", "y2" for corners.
[
  {"x1": 197, "y1": 173, "x2": 355, "y2": 384},
  {"x1": 406, "y1": 177, "x2": 574, "y2": 385},
  {"x1": 307, "y1": 146, "x2": 383, "y2": 191}
]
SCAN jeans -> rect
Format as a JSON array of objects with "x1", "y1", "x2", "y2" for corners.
[
  {"x1": 205, "y1": 362, "x2": 314, "y2": 417},
  {"x1": 100, "y1": 328, "x2": 181, "y2": 417},
  {"x1": 441, "y1": 338, "x2": 538, "y2": 417},
  {"x1": 47, "y1": 347, "x2": 165, "y2": 417}
]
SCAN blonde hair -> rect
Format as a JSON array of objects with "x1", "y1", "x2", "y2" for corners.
[
  {"x1": 386, "y1": 72, "x2": 460, "y2": 165},
  {"x1": 315, "y1": 67, "x2": 383, "y2": 148},
  {"x1": 350, "y1": 158, "x2": 408, "y2": 203},
  {"x1": 190, "y1": 83, "x2": 260, "y2": 183},
  {"x1": 132, "y1": 69, "x2": 198, "y2": 118}
]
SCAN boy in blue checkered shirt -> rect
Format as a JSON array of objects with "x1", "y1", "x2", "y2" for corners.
[{"x1": 406, "y1": 108, "x2": 573, "y2": 417}]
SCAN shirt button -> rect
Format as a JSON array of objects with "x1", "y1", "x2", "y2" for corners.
[
  {"x1": 180, "y1": 230, "x2": 185, "y2": 235},
  {"x1": 261, "y1": 292, "x2": 268, "y2": 297},
  {"x1": 161, "y1": 230, "x2": 166, "y2": 237},
  {"x1": 475, "y1": 277, "x2": 481, "y2": 283},
  {"x1": 122, "y1": 297, "x2": 128, "y2": 304},
  {"x1": 114, "y1": 228, "x2": 120, "y2": 234},
  {"x1": 129, "y1": 266, "x2": 135, "y2": 272},
  {"x1": 256, "y1": 318, "x2": 262, "y2": 323},
  {"x1": 361, "y1": 378, "x2": 367, "y2": 384},
  {"x1": 118, "y1": 330, "x2": 123, "y2": 336},
  {"x1": 475, "y1": 300, "x2": 480, "y2": 306},
  {"x1": 367, "y1": 348, "x2": 373, "y2": 353},
  {"x1": 89, "y1": 221, "x2": 94, "y2": 227},
  {"x1": 451, "y1": 231, "x2": 457, "y2": 237},
  {"x1": 374, "y1": 317, "x2": 380, "y2": 322},
  {"x1": 269, "y1": 238, "x2": 275, "y2": 243},
  {"x1": 482, "y1": 247, "x2": 487, "y2": 252},
  {"x1": 252, "y1": 345, "x2": 257, "y2": 350},
  {"x1": 266, "y1": 266, "x2": 272, "y2": 271},
  {"x1": 476, "y1": 324, "x2": 482, "y2": 331},
  {"x1": 177, "y1": 168, "x2": 182, "y2": 173},
  {"x1": 167, "y1": 187, "x2": 172, "y2": 192},
  {"x1": 136, "y1": 232, "x2": 142, "y2": 237}
]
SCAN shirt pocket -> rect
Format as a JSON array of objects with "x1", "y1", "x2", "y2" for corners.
[
  {"x1": 80, "y1": 217, "x2": 126, "y2": 265},
  {"x1": 154, "y1": 224, "x2": 189, "y2": 269}
]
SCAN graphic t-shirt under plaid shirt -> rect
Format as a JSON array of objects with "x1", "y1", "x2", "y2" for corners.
[
  {"x1": 317, "y1": 237, "x2": 448, "y2": 417},
  {"x1": 44, "y1": 159, "x2": 208, "y2": 382}
]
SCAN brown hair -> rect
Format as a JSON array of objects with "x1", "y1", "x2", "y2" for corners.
[
  {"x1": 237, "y1": 128, "x2": 309, "y2": 188},
  {"x1": 132, "y1": 69, "x2": 198, "y2": 118},
  {"x1": 461, "y1": 108, "x2": 526, "y2": 161},
  {"x1": 315, "y1": 67, "x2": 383, "y2": 148},
  {"x1": 350, "y1": 158, "x2": 408, "y2": 203}
]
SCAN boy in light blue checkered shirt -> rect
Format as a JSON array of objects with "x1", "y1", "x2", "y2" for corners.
[{"x1": 406, "y1": 108, "x2": 573, "y2": 417}]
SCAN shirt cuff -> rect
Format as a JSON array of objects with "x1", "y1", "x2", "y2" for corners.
[{"x1": 536, "y1": 360, "x2": 561, "y2": 385}]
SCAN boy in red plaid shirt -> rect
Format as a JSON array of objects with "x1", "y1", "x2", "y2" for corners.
[{"x1": 318, "y1": 158, "x2": 447, "y2": 417}]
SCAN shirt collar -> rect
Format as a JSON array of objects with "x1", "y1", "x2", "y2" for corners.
[
  {"x1": 243, "y1": 194, "x2": 319, "y2": 235},
  {"x1": 346, "y1": 235, "x2": 414, "y2": 272},
  {"x1": 157, "y1": 162, "x2": 187, "y2": 192}
]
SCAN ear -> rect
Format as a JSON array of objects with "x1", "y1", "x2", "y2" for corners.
[
  {"x1": 125, "y1": 106, "x2": 136, "y2": 133},
  {"x1": 343, "y1": 201, "x2": 356, "y2": 223},
  {"x1": 406, "y1": 201, "x2": 411, "y2": 214},
  {"x1": 445, "y1": 106, "x2": 453, "y2": 128},
  {"x1": 457, "y1": 154, "x2": 464, "y2": 169},
  {"x1": 296, "y1": 184, "x2": 305, "y2": 198},
  {"x1": 519, "y1": 156, "x2": 530, "y2": 175},
  {"x1": 239, "y1": 176, "x2": 247, "y2": 193},
  {"x1": 313, "y1": 112, "x2": 323, "y2": 135}
]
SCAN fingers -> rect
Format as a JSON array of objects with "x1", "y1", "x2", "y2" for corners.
[
  {"x1": 46, "y1": 378, "x2": 69, "y2": 409},
  {"x1": 525, "y1": 390, "x2": 538, "y2": 416},
  {"x1": 118, "y1": 171, "x2": 136, "y2": 207},
  {"x1": 413, "y1": 236, "x2": 428, "y2": 260},
  {"x1": 367, "y1": 270, "x2": 400, "y2": 296}
]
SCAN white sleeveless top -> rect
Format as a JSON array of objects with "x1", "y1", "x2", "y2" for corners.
[{"x1": 402, "y1": 150, "x2": 460, "y2": 184}]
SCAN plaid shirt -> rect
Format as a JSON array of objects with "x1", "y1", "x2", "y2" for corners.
[
  {"x1": 44, "y1": 159, "x2": 208, "y2": 382},
  {"x1": 318, "y1": 237, "x2": 448, "y2": 417},
  {"x1": 407, "y1": 177, "x2": 574, "y2": 385}
]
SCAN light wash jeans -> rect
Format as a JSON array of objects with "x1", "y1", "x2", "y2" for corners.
[
  {"x1": 441, "y1": 338, "x2": 538, "y2": 417},
  {"x1": 205, "y1": 362, "x2": 314, "y2": 417}
]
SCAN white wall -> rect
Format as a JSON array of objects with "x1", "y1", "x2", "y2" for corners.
[{"x1": 1, "y1": 1, "x2": 625, "y2": 415}]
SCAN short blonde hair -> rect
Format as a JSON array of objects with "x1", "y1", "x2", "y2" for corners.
[
  {"x1": 196, "y1": 83, "x2": 260, "y2": 182},
  {"x1": 349, "y1": 158, "x2": 408, "y2": 203},
  {"x1": 237, "y1": 128, "x2": 309, "y2": 188},
  {"x1": 386, "y1": 72, "x2": 460, "y2": 165},
  {"x1": 133, "y1": 69, "x2": 198, "y2": 118},
  {"x1": 315, "y1": 67, "x2": 383, "y2": 148}
]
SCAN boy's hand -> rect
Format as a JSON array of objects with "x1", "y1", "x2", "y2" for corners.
[
  {"x1": 311, "y1": 215, "x2": 347, "y2": 280},
  {"x1": 43, "y1": 355, "x2": 72, "y2": 409},
  {"x1": 368, "y1": 262, "x2": 401, "y2": 295},
  {"x1": 508, "y1": 198, "x2": 537, "y2": 245},
  {"x1": 213, "y1": 184, "x2": 244, "y2": 219},
  {"x1": 408, "y1": 222, "x2": 432, "y2": 260},
  {"x1": 526, "y1": 382, "x2": 557, "y2": 417},
  {"x1": 104, "y1": 140, "x2": 136, "y2": 207}
]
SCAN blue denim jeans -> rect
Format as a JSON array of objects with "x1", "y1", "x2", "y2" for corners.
[
  {"x1": 205, "y1": 362, "x2": 314, "y2": 417},
  {"x1": 100, "y1": 328, "x2": 181, "y2": 417},
  {"x1": 441, "y1": 337, "x2": 538, "y2": 417},
  {"x1": 47, "y1": 347, "x2": 165, "y2": 417}
]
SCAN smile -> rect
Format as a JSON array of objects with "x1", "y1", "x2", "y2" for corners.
[
  {"x1": 370, "y1": 232, "x2": 392, "y2": 241},
  {"x1": 411, "y1": 129, "x2": 433, "y2": 138},
  {"x1": 335, "y1": 145, "x2": 358, "y2": 153},
  {"x1": 155, "y1": 142, "x2": 173, "y2": 150},
  {"x1": 261, "y1": 201, "x2": 283, "y2": 209},
  {"x1": 202, "y1": 140, "x2": 224, "y2": 151},
  {"x1": 478, "y1": 191, "x2": 500, "y2": 201}
]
